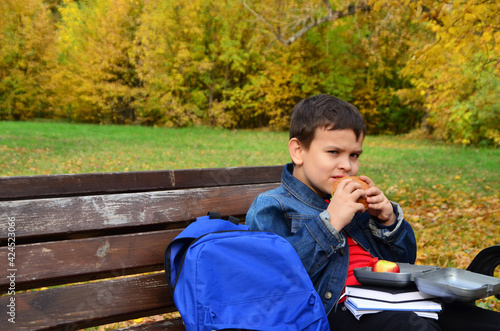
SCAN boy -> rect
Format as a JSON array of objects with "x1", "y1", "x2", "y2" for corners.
[
  {"x1": 245, "y1": 94, "x2": 438, "y2": 330},
  {"x1": 246, "y1": 94, "x2": 500, "y2": 330}
]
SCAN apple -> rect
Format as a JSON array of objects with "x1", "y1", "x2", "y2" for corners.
[{"x1": 371, "y1": 260, "x2": 400, "y2": 273}]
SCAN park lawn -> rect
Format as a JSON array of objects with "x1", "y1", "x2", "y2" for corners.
[
  {"x1": 1, "y1": 121, "x2": 499, "y2": 318},
  {"x1": 1, "y1": 121, "x2": 498, "y2": 193},
  {"x1": 0, "y1": 121, "x2": 291, "y2": 175}
]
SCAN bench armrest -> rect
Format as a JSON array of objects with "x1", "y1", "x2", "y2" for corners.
[{"x1": 466, "y1": 245, "x2": 500, "y2": 300}]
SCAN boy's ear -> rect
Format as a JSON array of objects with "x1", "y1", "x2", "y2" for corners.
[{"x1": 288, "y1": 138, "x2": 304, "y2": 165}]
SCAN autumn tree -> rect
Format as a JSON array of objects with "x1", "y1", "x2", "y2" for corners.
[
  {"x1": 50, "y1": 0, "x2": 142, "y2": 124},
  {"x1": 0, "y1": 0, "x2": 56, "y2": 120},
  {"x1": 239, "y1": 0, "x2": 426, "y2": 133},
  {"x1": 371, "y1": 0, "x2": 500, "y2": 145},
  {"x1": 133, "y1": 0, "x2": 280, "y2": 127},
  {"x1": 348, "y1": 2, "x2": 429, "y2": 134},
  {"x1": 5, "y1": 0, "x2": 495, "y2": 145},
  {"x1": 241, "y1": 0, "x2": 499, "y2": 144}
]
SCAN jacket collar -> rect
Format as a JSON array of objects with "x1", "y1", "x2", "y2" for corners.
[{"x1": 281, "y1": 163, "x2": 329, "y2": 211}]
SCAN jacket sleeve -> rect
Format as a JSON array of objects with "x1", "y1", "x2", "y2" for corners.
[
  {"x1": 246, "y1": 193, "x2": 346, "y2": 278},
  {"x1": 367, "y1": 202, "x2": 417, "y2": 264},
  {"x1": 245, "y1": 194, "x2": 290, "y2": 236}
]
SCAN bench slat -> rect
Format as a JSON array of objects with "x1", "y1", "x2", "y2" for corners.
[
  {"x1": 0, "y1": 166, "x2": 282, "y2": 200},
  {"x1": 0, "y1": 229, "x2": 180, "y2": 292},
  {"x1": 0, "y1": 183, "x2": 279, "y2": 243},
  {"x1": 0, "y1": 273, "x2": 173, "y2": 331}
]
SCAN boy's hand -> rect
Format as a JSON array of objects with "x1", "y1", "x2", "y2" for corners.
[
  {"x1": 327, "y1": 179, "x2": 367, "y2": 232},
  {"x1": 359, "y1": 176, "x2": 396, "y2": 226}
]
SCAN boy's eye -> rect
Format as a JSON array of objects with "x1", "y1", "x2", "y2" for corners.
[{"x1": 351, "y1": 153, "x2": 360, "y2": 158}]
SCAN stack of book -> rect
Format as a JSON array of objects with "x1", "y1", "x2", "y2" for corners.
[{"x1": 344, "y1": 285, "x2": 442, "y2": 320}]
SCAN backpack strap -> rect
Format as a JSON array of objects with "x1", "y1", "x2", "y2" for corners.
[
  {"x1": 227, "y1": 215, "x2": 240, "y2": 225},
  {"x1": 207, "y1": 211, "x2": 221, "y2": 219},
  {"x1": 208, "y1": 211, "x2": 240, "y2": 225}
]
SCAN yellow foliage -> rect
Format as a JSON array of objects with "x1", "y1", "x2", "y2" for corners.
[
  {"x1": 382, "y1": 0, "x2": 500, "y2": 146},
  {"x1": 49, "y1": 0, "x2": 142, "y2": 123},
  {"x1": 0, "y1": 0, "x2": 56, "y2": 120},
  {"x1": 2, "y1": 0, "x2": 497, "y2": 144}
]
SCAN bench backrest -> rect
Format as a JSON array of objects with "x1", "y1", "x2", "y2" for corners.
[{"x1": 0, "y1": 166, "x2": 282, "y2": 330}]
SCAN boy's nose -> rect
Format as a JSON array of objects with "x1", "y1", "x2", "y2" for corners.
[{"x1": 337, "y1": 157, "x2": 351, "y2": 171}]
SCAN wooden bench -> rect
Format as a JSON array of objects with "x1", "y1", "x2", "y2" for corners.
[
  {"x1": 0, "y1": 166, "x2": 282, "y2": 330},
  {"x1": 1, "y1": 166, "x2": 498, "y2": 330}
]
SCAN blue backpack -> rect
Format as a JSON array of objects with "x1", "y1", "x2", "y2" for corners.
[{"x1": 165, "y1": 212, "x2": 329, "y2": 331}]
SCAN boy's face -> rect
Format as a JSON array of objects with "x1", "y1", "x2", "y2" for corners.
[{"x1": 290, "y1": 128, "x2": 364, "y2": 197}]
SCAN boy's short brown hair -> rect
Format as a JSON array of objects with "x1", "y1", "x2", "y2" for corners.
[{"x1": 289, "y1": 94, "x2": 367, "y2": 150}]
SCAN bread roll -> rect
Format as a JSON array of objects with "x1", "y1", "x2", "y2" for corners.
[{"x1": 331, "y1": 176, "x2": 369, "y2": 209}]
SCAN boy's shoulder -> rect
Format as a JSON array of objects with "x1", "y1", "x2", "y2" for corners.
[
  {"x1": 250, "y1": 184, "x2": 295, "y2": 209},
  {"x1": 256, "y1": 184, "x2": 287, "y2": 199}
]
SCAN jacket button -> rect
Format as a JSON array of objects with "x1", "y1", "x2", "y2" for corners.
[
  {"x1": 325, "y1": 292, "x2": 332, "y2": 300},
  {"x1": 340, "y1": 248, "x2": 345, "y2": 256}
]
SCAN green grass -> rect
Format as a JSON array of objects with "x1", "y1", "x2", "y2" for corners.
[
  {"x1": 362, "y1": 137, "x2": 499, "y2": 199},
  {"x1": 1, "y1": 121, "x2": 498, "y2": 200},
  {"x1": 0, "y1": 121, "x2": 291, "y2": 175}
]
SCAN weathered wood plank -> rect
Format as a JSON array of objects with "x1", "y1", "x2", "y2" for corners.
[
  {"x1": 0, "y1": 229, "x2": 180, "y2": 292},
  {"x1": 0, "y1": 273, "x2": 173, "y2": 331},
  {"x1": 0, "y1": 183, "x2": 279, "y2": 243},
  {"x1": 0, "y1": 166, "x2": 282, "y2": 200}
]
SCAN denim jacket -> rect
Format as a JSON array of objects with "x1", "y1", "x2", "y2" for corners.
[{"x1": 245, "y1": 163, "x2": 417, "y2": 314}]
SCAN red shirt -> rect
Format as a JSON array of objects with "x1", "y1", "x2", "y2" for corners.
[
  {"x1": 323, "y1": 199, "x2": 377, "y2": 302},
  {"x1": 339, "y1": 236, "x2": 377, "y2": 302}
]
